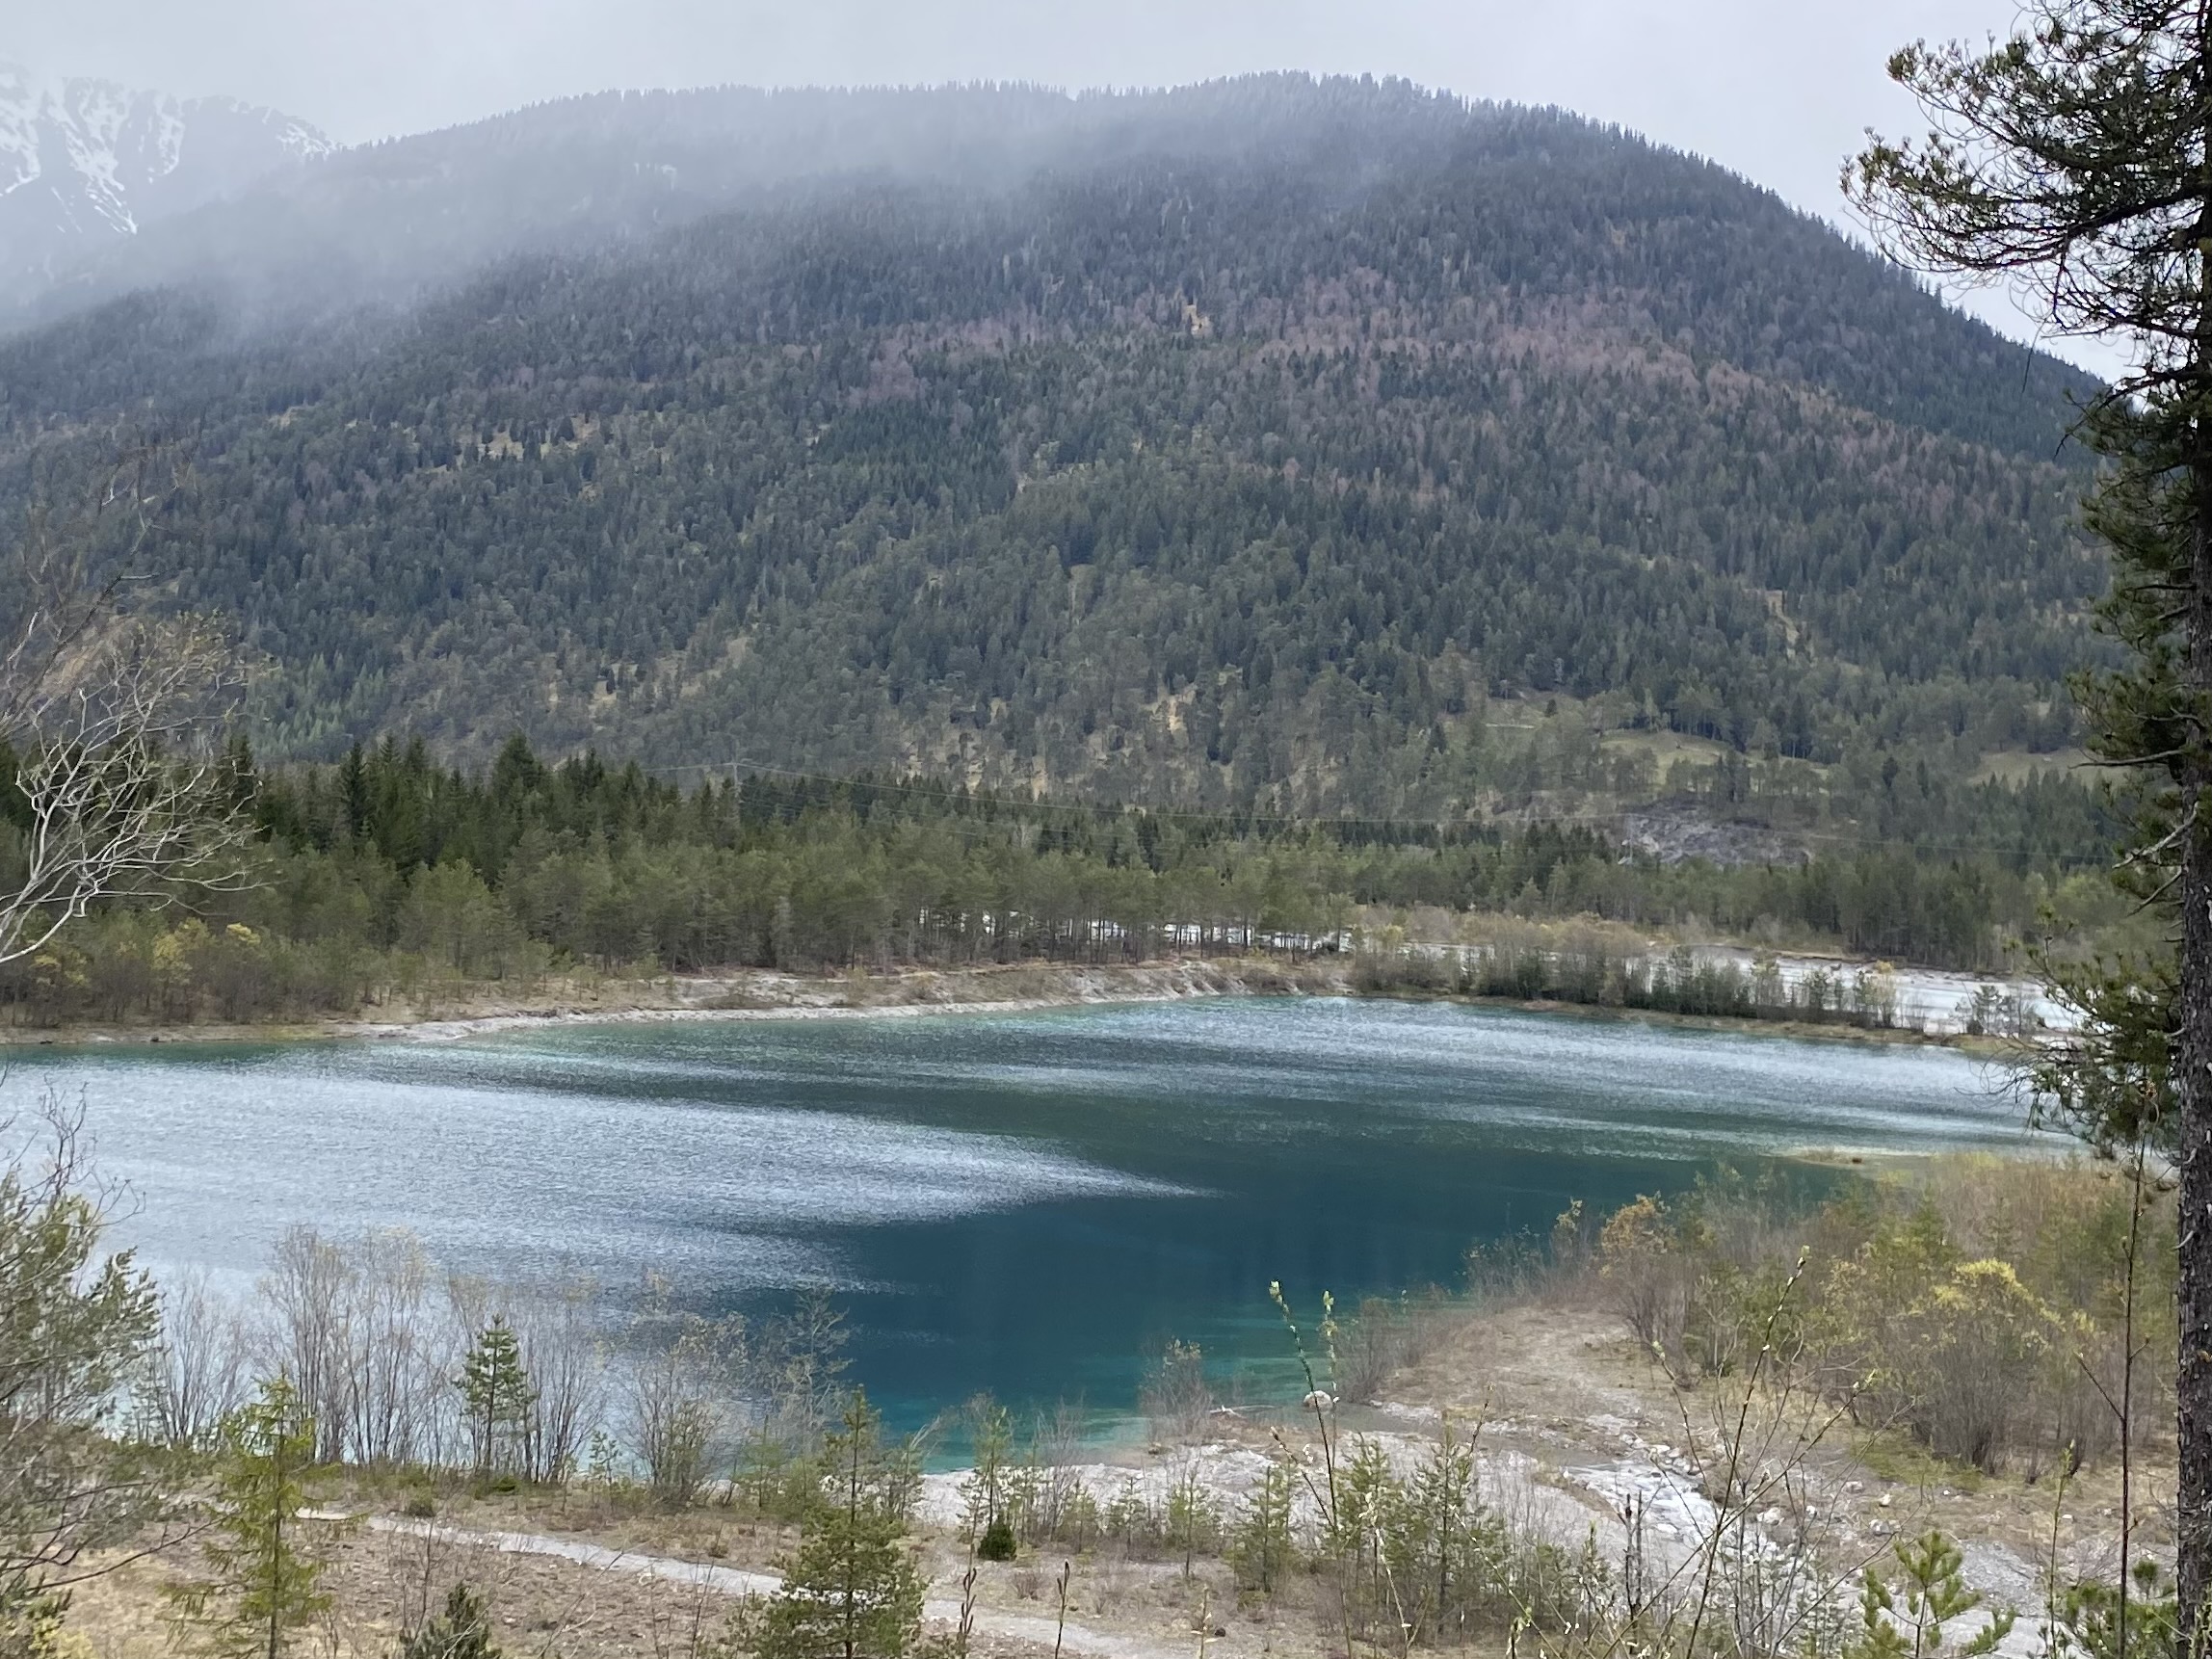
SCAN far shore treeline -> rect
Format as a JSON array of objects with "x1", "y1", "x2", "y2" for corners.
[{"x1": 0, "y1": 732, "x2": 2120, "y2": 1027}]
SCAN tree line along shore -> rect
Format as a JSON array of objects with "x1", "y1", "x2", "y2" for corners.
[{"x1": 0, "y1": 734, "x2": 2120, "y2": 1033}]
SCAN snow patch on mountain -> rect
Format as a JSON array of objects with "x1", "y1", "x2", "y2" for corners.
[
  {"x1": 0, "y1": 62, "x2": 50, "y2": 198},
  {"x1": 0, "y1": 60, "x2": 331, "y2": 292}
]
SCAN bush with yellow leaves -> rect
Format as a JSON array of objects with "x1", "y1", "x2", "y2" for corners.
[{"x1": 1585, "y1": 1154, "x2": 2173, "y2": 1476}]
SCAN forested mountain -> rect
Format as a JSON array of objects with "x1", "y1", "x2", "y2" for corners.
[{"x1": 0, "y1": 76, "x2": 2107, "y2": 819}]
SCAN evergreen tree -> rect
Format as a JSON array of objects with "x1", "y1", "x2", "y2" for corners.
[
  {"x1": 958, "y1": 1396, "x2": 1013, "y2": 1558},
  {"x1": 164, "y1": 1375, "x2": 331, "y2": 1659},
  {"x1": 456, "y1": 1315, "x2": 536, "y2": 1476},
  {"x1": 336, "y1": 744, "x2": 371, "y2": 847},
  {"x1": 400, "y1": 1583, "x2": 501, "y2": 1659},
  {"x1": 1851, "y1": 0, "x2": 2212, "y2": 1630},
  {"x1": 750, "y1": 1390, "x2": 924, "y2": 1659},
  {"x1": 1164, "y1": 1462, "x2": 1221, "y2": 1580},
  {"x1": 1231, "y1": 1462, "x2": 1296, "y2": 1594}
]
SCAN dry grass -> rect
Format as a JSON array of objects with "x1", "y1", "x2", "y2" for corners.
[
  {"x1": 66, "y1": 1522, "x2": 748, "y2": 1659},
  {"x1": 61, "y1": 1467, "x2": 1330, "y2": 1659}
]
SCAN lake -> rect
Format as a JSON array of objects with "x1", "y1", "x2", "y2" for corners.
[{"x1": 0, "y1": 996, "x2": 2035, "y2": 1435}]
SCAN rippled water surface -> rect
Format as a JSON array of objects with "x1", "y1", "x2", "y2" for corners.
[{"x1": 3, "y1": 997, "x2": 2033, "y2": 1430}]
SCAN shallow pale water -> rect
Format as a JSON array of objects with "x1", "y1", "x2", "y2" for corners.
[{"x1": 2, "y1": 997, "x2": 2033, "y2": 1434}]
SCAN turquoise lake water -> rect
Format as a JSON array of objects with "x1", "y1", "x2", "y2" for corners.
[{"x1": 0, "y1": 997, "x2": 2036, "y2": 1434}]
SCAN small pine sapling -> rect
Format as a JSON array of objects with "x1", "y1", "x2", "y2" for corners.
[
  {"x1": 164, "y1": 1376, "x2": 333, "y2": 1659},
  {"x1": 960, "y1": 1397, "x2": 1014, "y2": 1557},
  {"x1": 401, "y1": 1582, "x2": 501, "y2": 1659},
  {"x1": 1165, "y1": 1462, "x2": 1221, "y2": 1580},
  {"x1": 750, "y1": 1390, "x2": 925, "y2": 1659},
  {"x1": 1232, "y1": 1463, "x2": 1296, "y2": 1596},
  {"x1": 1847, "y1": 1530, "x2": 2015, "y2": 1659},
  {"x1": 456, "y1": 1314, "x2": 537, "y2": 1479}
]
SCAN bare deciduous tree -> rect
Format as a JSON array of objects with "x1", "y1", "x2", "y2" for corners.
[
  {"x1": 1139, "y1": 1338, "x2": 1214, "y2": 1445},
  {"x1": 257, "y1": 1225, "x2": 457, "y2": 1468},
  {"x1": 0, "y1": 445, "x2": 251, "y2": 970},
  {"x1": 342, "y1": 1229, "x2": 444, "y2": 1468},
  {"x1": 256, "y1": 1224, "x2": 356, "y2": 1466},
  {"x1": 626, "y1": 1276, "x2": 745, "y2": 1507},
  {"x1": 747, "y1": 1285, "x2": 851, "y2": 1453},
  {"x1": 143, "y1": 1268, "x2": 251, "y2": 1452},
  {"x1": 513, "y1": 1279, "x2": 607, "y2": 1487}
]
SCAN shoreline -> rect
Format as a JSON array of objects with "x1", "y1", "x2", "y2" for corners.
[
  {"x1": 0, "y1": 959, "x2": 1302, "y2": 1050},
  {"x1": 0, "y1": 955, "x2": 2012, "y2": 1054}
]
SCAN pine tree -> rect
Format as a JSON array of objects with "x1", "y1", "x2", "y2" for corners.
[
  {"x1": 750, "y1": 1391, "x2": 923, "y2": 1659},
  {"x1": 456, "y1": 1315, "x2": 536, "y2": 1477},
  {"x1": 958, "y1": 1397, "x2": 1014, "y2": 1559},
  {"x1": 400, "y1": 1582, "x2": 501, "y2": 1659},
  {"x1": 1232, "y1": 1462, "x2": 1296, "y2": 1595},
  {"x1": 1165, "y1": 1462, "x2": 1220, "y2": 1580},
  {"x1": 336, "y1": 743, "x2": 371, "y2": 848},
  {"x1": 164, "y1": 1376, "x2": 331, "y2": 1659},
  {"x1": 1851, "y1": 1, "x2": 2212, "y2": 1632}
]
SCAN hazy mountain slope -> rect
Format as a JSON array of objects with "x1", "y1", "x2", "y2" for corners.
[
  {"x1": 0, "y1": 62, "x2": 330, "y2": 299},
  {"x1": 12, "y1": 80, "x2": 2090, "y2": 457},
  {"x1": 9, "y1": 80, "x2": 1383, "y2": 330},
  {"x1": 0, "y1": 78, "x2": 2107, "y2": 813}
]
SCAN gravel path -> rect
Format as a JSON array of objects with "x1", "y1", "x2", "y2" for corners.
[{"x1": 326, "y1": 1511, "x2": 1189, "y2": 1659}]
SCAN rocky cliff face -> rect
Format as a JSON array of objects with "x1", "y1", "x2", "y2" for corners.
[{"x1": 0, "y1": 61, "x2": 329, "y2": 294}]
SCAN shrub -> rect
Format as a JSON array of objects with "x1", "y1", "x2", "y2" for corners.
[
  {"x1": 1580, "y1": 1155, "x2": 2178, "y2": 1476},
  {"x1": 1598, "y1": 1196, "x2": 1689, "y2": 1364},
  {"x1": 1140, "y1": 1339, "x2": 1214, "y2": 1443},
  {"x1": 1334, "y1": 1292, "x2": 1447, "y2": 1403},
  {"x1": 1900, "y1": 1260, "x2": 2057, "y2": 1472},
  {"x1": 401, "y1": 1582, "x2": 501, "y2": 1659},
  {"x1": 1231, "y1": 1463, "x2": 1297, "y2": 1593}
]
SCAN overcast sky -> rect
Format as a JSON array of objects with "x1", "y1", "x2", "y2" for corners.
[{"x1": 14, "y1": 0, "x2": 2110, "y2": 370}]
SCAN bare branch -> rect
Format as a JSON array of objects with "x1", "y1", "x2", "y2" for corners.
[{"x1": 0, "y1": 443, "x2": 253, "y2": 968}]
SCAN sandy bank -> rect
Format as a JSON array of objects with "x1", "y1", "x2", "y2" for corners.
[
  {"x1": 0, "y1": 959, "x2": 1332, "y2": 1049},
  {"x1": 0, "y1": 953, "x2": 2014, "y2": 1053}
]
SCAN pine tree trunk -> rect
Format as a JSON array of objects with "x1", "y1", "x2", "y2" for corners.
[
  {"x1": 2186, "y1": 32, "x2": 2212, "y2": 1610},
  {"x1": 2183, "y1": 442, "x2": 2212, "y2": 1637}
]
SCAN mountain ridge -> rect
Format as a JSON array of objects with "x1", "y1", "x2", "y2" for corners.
[{"x1": 0, "y1": 73, "x2": 2097, "y2": 440}]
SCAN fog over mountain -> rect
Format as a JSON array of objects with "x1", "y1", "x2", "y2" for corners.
[
  {"x1": 0, "y1": 61, "x2": 330, "y2": 300},
  {"x1": 15, "y1": 0, "x2": 2121, "y2": 375},
  {"x1": 14, "y1": 81, "x2": 1311, "y2": 329}
]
